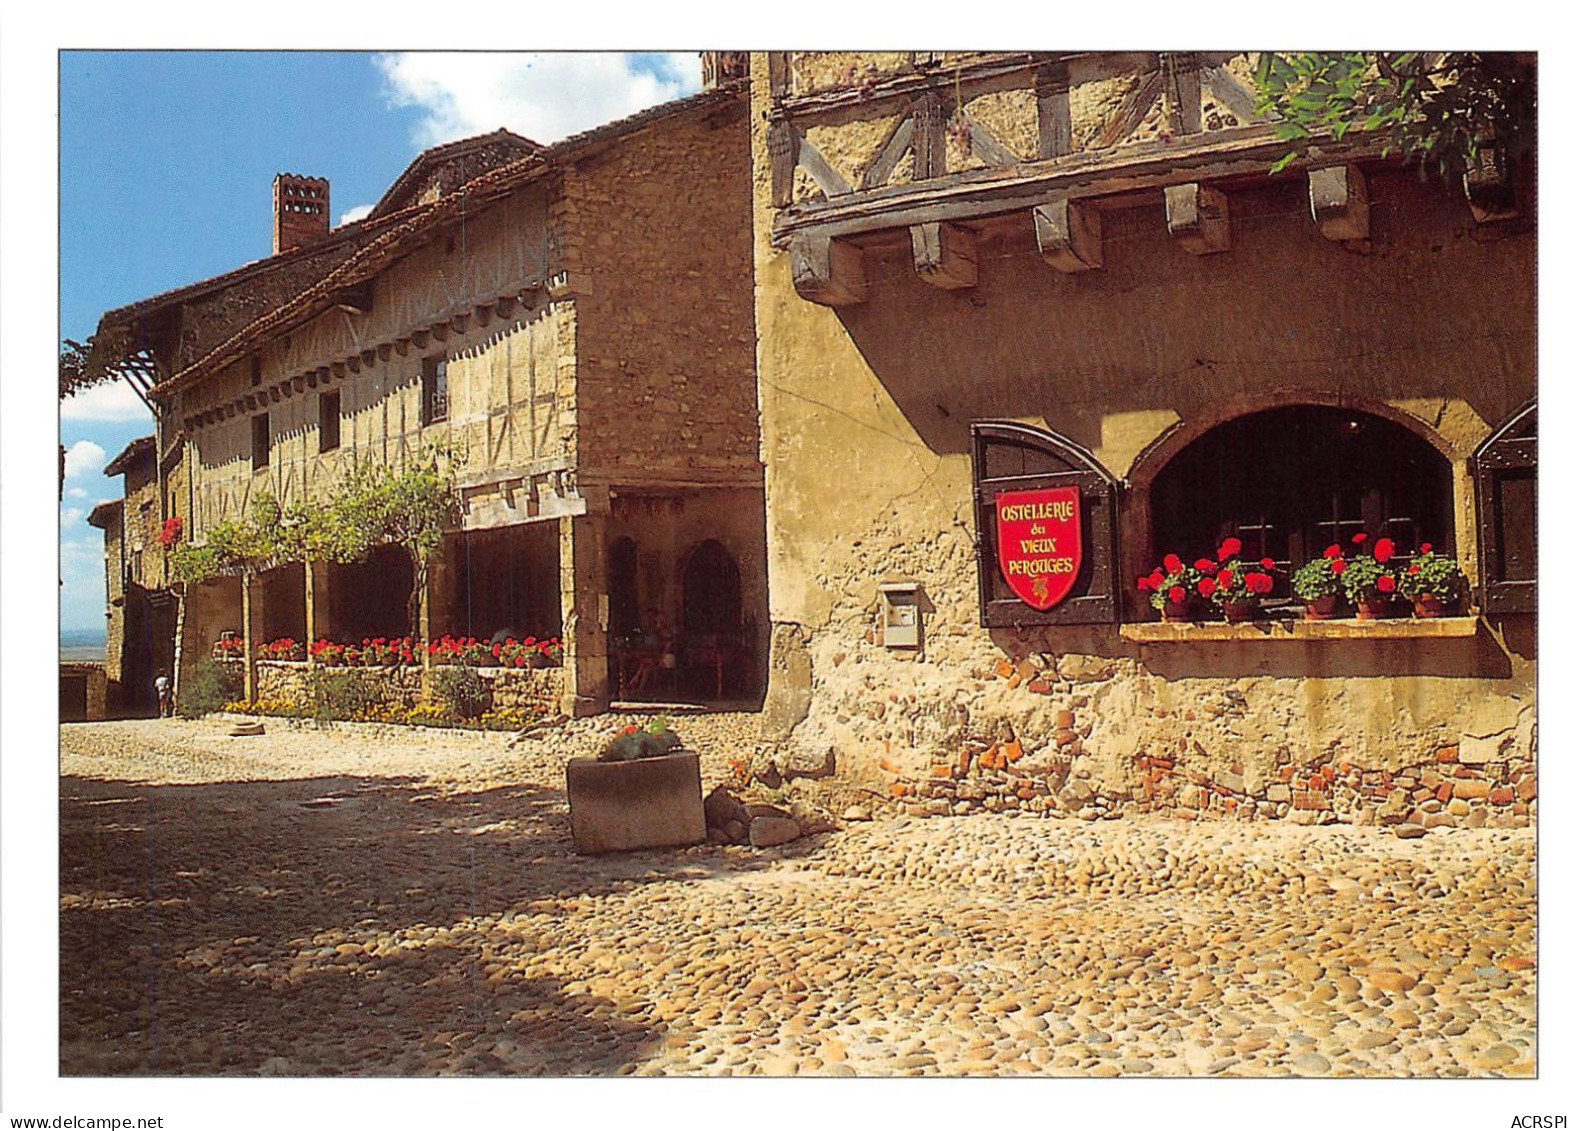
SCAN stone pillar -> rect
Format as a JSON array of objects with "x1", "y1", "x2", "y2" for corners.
[
  {"x1": 241, "y1": 572, "x2": 261, "y2": 703},
  {"x1": 305, "y1": 560, "x2": 334, "y2": 651},
  {"x1": 559, "y1": 512, "x2": 609, "y2": 716}
]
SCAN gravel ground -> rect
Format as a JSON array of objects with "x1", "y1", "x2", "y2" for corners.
[{"x1": 60, "y1": 716, "x2": 1536, "y2": 1077}]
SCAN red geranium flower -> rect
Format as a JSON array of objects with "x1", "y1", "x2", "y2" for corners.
[
  {"x1": 1331, "y1": 560, "x2": 1347, "y2": 575},
  {"x1": 1137, "y1": 575, "x2": 1154, "y2": 591},
  {"x1": 1324, "y1": 544, "x2": 1343, "y2": 559},
  {"x1": 1376, "y1": 575, "x2": 1396, "y2": 593},
  {"x1": 1261, "y1": 558, "x2": 1275, "y2": 570},
  {"x1": 1408, "y1": 564, "x2": 1421, "y2": 575},
  {"x1": 1216, "y1": 569, "x2": 1235, "y2": 589},
  {"x1": 1164, "y1": 553, "x2": 1183, "y2": 575},
  {"x1": 1351, "y1": 533, "x2": 1368, "y2": 545},
  {"x1": 1194, "y1": 558, "x2": 1216, "y2": 573},
  {"x1": 492, "y1": 642, "x2": 502, "y2": 658},
  {"x1": 1149, "y1": 569, "x2": 1165, "y2": 586},
  {"x1": 1247, "y1": 572, "x2": 1274, "y2": 595},
  {"x1": 1374, "y1": 538, "x2": 1395, "y2": 563},
  {"x1": 1198, "y1": 577, "x2": 1216, "y2": 597},
  {"x1": 1420, "y1": 543, "x2": 1433, "y2": 554},
  {"x1": 1168, "y1": 585, "x2": 1186, "y2": 604},
  {"x1": 1218, "y1": 537, "x2": 1242, "y2": 561}
]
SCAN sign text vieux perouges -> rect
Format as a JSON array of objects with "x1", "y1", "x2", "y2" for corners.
[{"x1": 994, "y1": 485, "x2": 1082, "y2": 611}]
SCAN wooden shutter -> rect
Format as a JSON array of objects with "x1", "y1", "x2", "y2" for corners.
[
  {"x1": 1474, "y1": 399, "x2": 1536, "y2": 614},
  {"x1": 971, "y1": 420, "x2": 1120, "y2": 627}
]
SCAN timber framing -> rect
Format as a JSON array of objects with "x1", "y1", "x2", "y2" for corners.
[{"x1": 769, "y1": 126, "x2": 1395, "y2": 250}]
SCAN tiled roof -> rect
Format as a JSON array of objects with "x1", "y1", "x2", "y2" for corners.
[
  {"x1": 369, "y1": 129, "x2": 543, "y2": 220},
  {"x1": 86, "y1": 499, "x2": 124, "y2": 529},
  {"x1": 103, "y1": 435, "x2": 156, "y2": 477}
]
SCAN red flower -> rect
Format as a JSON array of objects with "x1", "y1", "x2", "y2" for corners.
[
  {"x1": 1261, "y1": 558, "x2": 1275, "y2": 570},
  {"x1": 1197, "y1": 577, "x2": 1216, "y2": 597},
  {"x1": 1149, "y1": 569, "x2": 1165, "y2": 587},
  {"x1": 1247, "y1": 572, "x2": 1274, "y2": 595},
  {"x1": 1167, "y1": 585, "x2": 1186, "y2": 604},
  {"x1": 1376, "y1": 575, "x2": 1396, "y2": 593},
  {"x1": 1216, "y1": 569, "x2": 1235, "y2": 589},
  {"x1": 1218, "y1": 537, "x2": 1242, "y2": 561},
  {"x1": 1420, "y1": 543, "x2": 1433, "y2": 554},
  {"x1": 1331, "y1": 560, "x2": 1347, "y2": 575},
  {"x1": 492, "y1": 642, "x2": 502, "y2": 658},
  {"x1": 1408, "y1": 564, "x2": 1421, "y2": 575},
  {"x1": 1374, "y1": 538, "x2": 1395, "y2": 563},
  {"x1": 1351, "y1": 532, "x2": 1368, "y2": 545},
  {"x1": 1324, "y1": 544, "x2": 1343, "y2": 559},
  {"x1": 1164, "y1": 553, "x2": 1183, "y2": 575},
  {"x1": 1194, "y1": 558, "x2": 1216, "y2": 573},
  {"x1": 1137, "y1": 576, "x2": 1154, "y2": 592},
  {"x1": 516, "y1": 655, "x2": 527, "y2": 667}
]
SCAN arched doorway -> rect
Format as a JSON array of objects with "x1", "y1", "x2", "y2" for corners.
[
  {"x1": 1148, "y1": 405, "x2": 1454, "y2": 602},
  {"x1": 681, "y1": 539, "x2": 746, "y2": 699}
]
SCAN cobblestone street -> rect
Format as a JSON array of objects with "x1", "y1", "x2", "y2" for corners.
[{"x1": 60, "y1": 718, "x2": 1535, "y2": 1077}]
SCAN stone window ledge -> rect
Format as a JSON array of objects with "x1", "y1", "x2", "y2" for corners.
[{"x1": 1119, "y1": 616, "x2": 1480, "y2": 643}]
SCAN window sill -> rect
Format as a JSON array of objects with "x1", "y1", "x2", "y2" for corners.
[{"x1": 1119, "y1": 616, "x2": 1480, "y2": 643}]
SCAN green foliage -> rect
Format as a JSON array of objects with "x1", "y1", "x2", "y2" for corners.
[
  {"x1": 1339, "y1": 554, "x2": 1395, "y2": 602},
  {"x1": 306, "y1": 668, "x2": 382, "y2": 724},
  {"x1": 1252, "y1": 52, "x2": 1535, "y2": 179},
  {"x1": 427, "y1": 665, "x2": 490, "y2": 720},
  {"x1": 176, "y1": 656, "x2": 242, "y2": 719},
  {"x1": 598, "y1": 717, "x2": 684, "y2": 762},
  {"x1": 1291, "y1": 557, "x2": 1344, "y2": 601},
  {"x1": 1397, "y1": 550, "x2": 1465, "y2": 602}
]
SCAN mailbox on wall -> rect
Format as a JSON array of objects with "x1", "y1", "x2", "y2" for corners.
[{"x1": 879, "y1": 580, "x2": 921, "y2": 649}]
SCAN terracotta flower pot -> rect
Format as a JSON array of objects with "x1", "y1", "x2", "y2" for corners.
[
  {"x1": 1355, "y1": 595, "x2": 1394, "y2": 620},
  {"x1": 1412, "y1": 593, "x2": 1447, "y2": 618},
  {"x1": 1222, "y1": 600, "x2": 1258, "y2": 623},
  {"x1": 1303, "y1": 594, "x2": 1339, "y2": 620},
  {"x1": 1161, "y1": 598, "x2": 1192, "y2": 622}
]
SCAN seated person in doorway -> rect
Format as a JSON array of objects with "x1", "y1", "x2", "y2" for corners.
[{"x1": 626, "y1": 608, "x2": 673, "y2": 693}]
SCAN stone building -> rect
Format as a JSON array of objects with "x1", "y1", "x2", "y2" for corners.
[
  {"x1": 749, "y1": 52, "x2": 1535, "y2": 827},
  {"x1": 86, "y1": 434, "x2": 180, "y2": 716},
  {"x1": 83, "y1": 64, "x2": 763, "y2": 715}
]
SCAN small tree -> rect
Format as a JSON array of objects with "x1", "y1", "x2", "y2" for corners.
[{"x1": 1252, "y1": 52, "x2": 1535, "y2": 182}]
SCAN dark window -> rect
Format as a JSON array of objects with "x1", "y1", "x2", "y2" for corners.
[
  {"x1": 1474, "y1": 400, "x2": 1536, "y2": 614},
  {"x1": 971, "y1": 421, "x2": 1121, "y2": 626},
  {"x1": 607, "y1": 537, "x2": 640, "y2": 639},
  {"x1": 683, "y1": 540, "x2": 743, "y2": 639},
  {"x1": 422, "y1": 356, "x2": 449, "y2": 425},
  {"x1": 319, "y1": 391, "x2": 341, "y2": 452},
  {"x1": 251, "y1": 413, "x2": 270, "y2": 471},
  {"x1": 1149, "y1": 406, "x2": 1453, "y2": 606}
]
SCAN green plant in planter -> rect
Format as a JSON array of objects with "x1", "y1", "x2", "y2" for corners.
[
  {"x1": 1339, "y1": 533, "x2": 1399, "y2": 612},
  {"x1": 598, "y1": 715, "x2": 683, "y2": 761},
  {"x1": 1397, "y1": 543, "x2": 1465, "y2": 609},
  {"x1": 1136, "y1": 553, "x2": 1203, "y2": 615},
  {"x1": 1292, "y1": 553, "x2": 1346, "y2": 602},
  {"x1": 429, "y1": 665, "x2": 490, "y2": 720},
  {"x1": 1195, "y1": 538, "x2": 1277, "y2": 617}
]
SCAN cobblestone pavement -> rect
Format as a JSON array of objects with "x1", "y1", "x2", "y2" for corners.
[{"x1": 60, "y1": 717, "x2": 1536, "y2": 1077}]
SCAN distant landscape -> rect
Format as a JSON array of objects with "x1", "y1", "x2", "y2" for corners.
[{"x1": 60, "y1": 626, "x2": 106, "y2": 662}]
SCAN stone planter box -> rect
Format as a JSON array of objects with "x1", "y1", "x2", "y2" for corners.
[{"x1": 566, "y1": 752, "x2": 706, "y2": 854}]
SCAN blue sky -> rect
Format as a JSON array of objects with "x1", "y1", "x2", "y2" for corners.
[{"x1": 58, "y1": 50, "x2": 700, "y2": 633}]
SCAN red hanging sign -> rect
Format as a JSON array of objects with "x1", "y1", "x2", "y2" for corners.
[{"x1": 995, "y1": 485, "x2": 1082, "y2": 610}]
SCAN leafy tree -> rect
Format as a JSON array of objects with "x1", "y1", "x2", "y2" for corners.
[{"x1": 1252, "y1": 52, "x2": 1535, "y2": 181}]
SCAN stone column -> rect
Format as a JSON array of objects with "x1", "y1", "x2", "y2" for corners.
[
  {"x1": 559, "y1": 512, "x2": 609, "y2": 716},
  {"x1": 241, "y1": 572, "x2": 262, "y2": 703}
]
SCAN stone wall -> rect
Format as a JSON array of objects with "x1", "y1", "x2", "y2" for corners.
[
  {"x1": 242, "y1": 660, "x2": 563, "y2": 718},
  {"x1": 749, "y1": 52, "x2": 1537, "y2": 827}
]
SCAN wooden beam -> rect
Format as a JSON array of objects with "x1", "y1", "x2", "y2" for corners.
[
  {"x1": 796, "y1": 131, "x2": 852, "y2": 197},
  {"x1": 767, "y1": 52, "x2": 792, "y2": 99},
  {"x1": 306, "y1": 370, "x2": 320, "y2": 389},
  {"x1": 377, "y1": 342, "x2": 393, "y2": 362},
  {"x1": 1035, "y1": 63, "x2": 1072, "y2": 160},
  {"x1": 789, "y1": 234, "x2": 868, "y2": 306},
  {"x1": 331, "y1": 361, "x2": 347, "y2": 378},
  {"x1": 394, "y1": 338, "x2": 412, "y2": 357},
  {"x1": 450, "y1": 312, "x2": 471, "y2": 333},
  {"x1": 861, "y1": 117, "x2": 914, "y2": 190},
  {"x1": 1464, "y1": 147, "x2": 1518, "y2": 223},
  {"x1": 912, "y1": 92, "x2": 945, "y2": 180},
  {"x1": 769, "y1": 118, "x2": 799, "y2": 208},
  {"x1": 1033, "y1": 198, "x2": 1103, "y2": 272},
  {"x1": 360, "y1": 349, "x2": 377, "y2": 367},
  {"x1": 910, "y1": 222, "x2": 978, "y2": 289},
  {"x1": 494, "y1": 295, "x2": 517, "y2": 320},
  {"x1": 430, "y1": 323, "x2": 451, "y2": 343},
  {"x1": 1162, "y1": 52, "x2": 1202, "y2": 136},
  {"x1": 1098, "y1": 70, "x2": 1164, "y2": 148},
  {"x1": 1202, "y1": 65, "x2": 1262, "y2": 126},
  {"x1": 968, "y1": 119, "x2": 1020, "y2": 168},
  {"x1": 412, "y1": 329, "x2": 431, "y2": 350},
  {"x1": 1308, "y1": 165, "x2": 1369, "y2": 242},
  {"x1": 474, "y1": 302, "x2": 495, "y2": 327},
  {"x1": 1165, "y1": 183, "x2": 1231, "y2": 254},
  {"x1": 346, "y1": 355, "x2": 362, "y2": 375},
  {"x1": 291, "y1": 375, "x2": 306, "y2": 393},
  {"x1": 332, "y1": 280, "x2": 373, "y2": 314}
]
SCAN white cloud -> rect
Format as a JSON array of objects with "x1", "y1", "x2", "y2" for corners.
[
  {"x1": 338, "y1": 203, "x2": 374, "y2": 226},
  {"x1": 67, "y1": 486, "x2": 87, "y2": 499},
  {"x1": 376, "y1": 52, "x2": 701, "y2": 149},
  {"x1": 62, "y1": 440, "x2": 105, "y2": 482},
  {"x1": 60, "y1": 379, "x2": 152, "y2": 423},
  {"x1": 61, "y1": 506, "x2": 86, "y2": 528}
]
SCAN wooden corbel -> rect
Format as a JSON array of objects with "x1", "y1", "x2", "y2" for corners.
[
  {"x1": 911, "y1": 222, "x2": 978, "y2": 290},
  {"x1": 1166, "y1": 183, "x2": 1231, "y2": 255},
  {"x1": 789, "y1": 233, "x2": 868, "y2": 307},
  {"x1": 1033, "y1": 198, "x2": 1103, "y2": 273}
]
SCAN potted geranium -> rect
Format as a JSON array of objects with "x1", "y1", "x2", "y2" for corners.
[
  {"x1": 1397, "y1": 542, "x2": 1465, "y2": 617},
  {"x1": 1292, "y1": 545, "x2": 1347, "y2": 619},
  {"x1": 1339, "y1": 533, "x2": 1399, "y2": 619},
  {"x1": 1137, "y1": 553, "x2": 1203, "y2": 621},
  {"x1": 1198, "y1": 538, "x2": 1277, "y2": 622}
]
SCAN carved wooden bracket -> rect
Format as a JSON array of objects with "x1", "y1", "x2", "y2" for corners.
[
  {"x1": 1034, "y1": 198, "x2": 1103, "y2": 272},
  {"x1": 790, "y1": 234, "x2": 868, "y2": 306},
  {"x1": 1165, "y1": 183, "x2": 1231, "y2": 254},
  {"x1": 1309, "y1": 165, "x2": 1369, "y2": 242},
  {"x1": 1464, "y1": 147, "x2": 1518, "y2": 224},
  {"x1": 911, "y1": 222, "x2": 978, "y2": 289}
]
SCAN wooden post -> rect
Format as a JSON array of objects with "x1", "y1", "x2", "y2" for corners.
[
  {"x1": 241, "y1": 572, "x2": 258, "y2": 704},
  {"x1": 559, "y1": 513, "x2": 609, "y2": 717},
  {"x1": 1035, "y1": 62, "x2": 1072, "y2": 160},
  {"x1": 304, "y1": 560, "x2": 317, "y2": 664}
]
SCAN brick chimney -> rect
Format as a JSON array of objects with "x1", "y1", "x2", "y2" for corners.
[{"x1": 272, "y1": 173, "x2": 330, "y2": 254}]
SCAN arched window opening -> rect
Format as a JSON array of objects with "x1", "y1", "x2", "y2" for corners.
[
  {"x1": 1150, "y1": 406, "x2": 1453, "y2": 602},
  {"x1": 682, "y1": 540, "x2": 742, "y2": 639}
]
